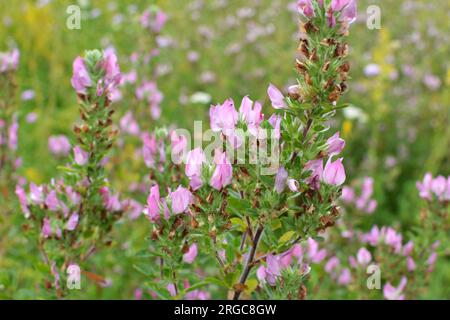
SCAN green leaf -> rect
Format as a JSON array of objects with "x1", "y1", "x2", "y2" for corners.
[
  {"x1": 278, "y1": 231, "x2": 295, "y2": 244},
  {"x1": 230, "y1": 217, "x2": 247, "y2": 232},
  {"x1": 244, "y1": 279, "x2": 259, "y2": 295}
]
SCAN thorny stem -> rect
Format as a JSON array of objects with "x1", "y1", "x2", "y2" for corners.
[{"x1": 233, "y1": 224, "x2": 264, "y2": 300}]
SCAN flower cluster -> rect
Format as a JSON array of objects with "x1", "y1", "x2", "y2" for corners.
[
  {"x1": 416, "y1": 173, "x2": 450, "y2": 202},
  {"x1": 16, "y1": 50, "x2": 126, "y2": 297},
  {"x1": 341, "y1": 177, "x2": 378, "y2": 214},
  {"x1": 139, "y1": 0, "x2": 355, "y2": 300},
  {"x1": 0, "y1": 48, "x2": 20, "y2": 201}
]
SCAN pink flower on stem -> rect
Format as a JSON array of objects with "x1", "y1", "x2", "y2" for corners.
[
  {"x1": 325, "y1": 256, "x2": 340, "y2": 273},
  {"x1": 267, "y1": 84, "x2": 287, "y2": 109},
  {"x1": 48, "y1": 135, "x2": 71, "y2": 156},
  {"x1": 45, "y1": 190, "x2": 59, "y2": 211},
  {"x1": 41, "y1": 217, "x2": 52, "y2": 238},
  {"x1": 141, "y1": 8, "x2": 167, "y2": 33},
  {"x1": 183, "y1": 243, "x2": 198, "y2": 264},
  {"x1": 304, "y1": 159, "x2": 323, "y2": 189},
  {"x1": 265, "y1": 254, "x2": 282, "y2": 285},
  {"x1": 0, "y1": 49, "x2": 20, "y2": 73},
  {"x1": 322, "y1": 157, "x2": 346, "y2": 186},
  {"x1": 274, "y1": 166, "x2": 288, "y2": 193},
  {"x1": 416, "y1": 173, "x2": 433, "y2": 200},
  {"x1": 167, "y1": 283, "x2": 177, "y2": 297},
  {"x1": 73, "y1": 146, "x2": 88, "y2": 166},
  {"x1": 297, "y1": 0, "x2": 315, "y2": 17},
  {"x1": 170, "y1": 131, "x2": 188, "y2": 164},
  {"x1": 143, "y1": 184, "x2": 161, "y2": 221},
  {"x1": 326, "y1": 132, "x2": 345, "y2": 156},
  {"x1": 185, "y1": 148, "x2": 205, "y2": 190},
  {"x1": 66, "y1": 213, "x2": 79, "y2": 231},
  {"x1": 337, "y1": 268, "x2": 351, "y2": 285},
  {"x1": 169, "y1": 186, "x2": 193, "y2": 214},
  {"x1": 15, "y1": 185, "x2": 30, "y2": 218},
  {"x1": 71, "y1": 56, "x2": 92, "y2": 94},
  {"x1": 356, "y1": 247, "x2": 372, "y2": 266},
  {"x1": 383, "y1": 277, "x2": 407, "y2": 300},
  {"x1": 239, "y1": 96, "x2": 264, "y2": 133},
  {"x1": 209, "y1": 98, "x2": 238, "y2": 136},
  {"x1": 268, "y1": 114, "x2": 282, "y2": 140},
  {"x1": 341, "y1": 186, "x2": 355, "y2": 203},
  {"x1": 30, "y1": 183, "x2": 45, "y2": 205},
  {"x1": 210, "y1": 150, "x2": 233, "y2": 191}
]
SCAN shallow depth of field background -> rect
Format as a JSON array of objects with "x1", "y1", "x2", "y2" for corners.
[{"x1": 0, "y1": 0, "x2": 449, "y2": 299}]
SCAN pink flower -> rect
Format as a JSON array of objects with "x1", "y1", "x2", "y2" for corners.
[
  {"x1": 100, "y1": 50, "x2": 122, "y2": 96},
  {"x1": 364, "y1": 226, "x2": 380, "y2": 246},
  {"x1": 341, "y1": 186, "x2": 355, "y2": 203},
  {"x1": 297, "y1": 0, "x2": 315, "y2": 17},
  {"x1": 73, "y1": 146, "x2": 88, "y2": 166},
  {"x1": 45, "y1": 190, "x2": 59, "y2": 211},
  {"x1": 41, "y1": 217, "x2": 52, "y2": 238},
  {"x1": 322, "y1": 157, "x2": 346, "y2": 186},
  {"x1": 143, "y1": 185, "x2": 161, "y2": 221},
  {"x1": 402, "y1": 241, "x2": 414, "y2": 256},
  {"x1": 256, "y1": 265, "x2": 267, "y2": 284},
  {"x1": 307, "y1": 238, "x2": 327, "y2": 263},
  {"x1": 48, "y1": 135, "x2": 71, "y2": 156},
  {"x1": 170, "y1": 131, "x2": 188, "y2": 164},
  {"x1": 8, "y1": 119, "x2": 18, "y2": 151},
  {"x1": 183, "y1": 243, "x2": 198, "y2": 264},
  {"x1": 274, "y1": 166, "x2": 288, "y2": 193},
  {"x1": 71, "y1": 56, "x2": 92, "y2": 94},
  {"x1": 185, "y1": 148, "x2": 205, "y2": 188},
  {"x1": 141, "y1": 8, "x2": 167, "y2": 33},
  {"x1": 268, "y1": 114, "x2": 282, "y2": 139},
  {"x1": 325, "y1": 256, "x2": 340, "y2": 273},
  {"x1": 304, "y1": 159, "x2": 323, "y2": 189},
  {"x1": 287, "y1": 179, "x2": 299, "y2": 192},
  {"x1": 119, "y1": 111, "x2": 140, "y2": 136},
  {"x1": 427, "y1": 252, "x2": 437, "y2": 267},
  {"x1": 265, "y1": 254, "x2": 282, "y2": 285},
  {"x1": 0, "y1": 49, "x2": 20, "y2": 73},
  {"x1": 337, "y1": 268, "x2": 351, "y2": 285},
  {"x1": 326, "y1": 132, "x2": 345, "y2": 156},
  {"x1": 239, "y1": 96, "x2": 264, "y2": 132},
  {"x1": 209, "y1": 98, "x2": 238, "y2": 135},
  {"x1": 167, "y1": 283, "x2": 177, "y2": 297},
  {"x1": 15, "y1": 185, "x2": 30, "y2": 218},
  {"x1": 66, "y1": 213, "x2": 79, "y2": 231},
  {"x1": 356, "y1": 247, "x2": 372, "y2": 266},
  {"x1": 416, "y1": 173, "x2": 433, "y2": 200},
  {"x1": 99, "y1": 187, "x2": 122, "y2": 212},
  {"x1": 431, "y1": 175, "x2": 446, "y2": 199},
  {"x1": 210, "y1": 150, "x2": 233, "y2": 191},
  {"x1": 267, "y1": 84, "x2": 287, "y2": 109},
  {"x1": 383, "y1": 277, "x2": 407, "y2": 300},
  {"x1": 30, "y1": 183, "x2": 44, "y2": 205},
  {"x1": 384, "y1": 227, "x2": 402, "y2": 253},
  {"x1": 169, "y1": 186, "x2": 192, "y2": 214},
  {"x1": 406, "y1": 257, "x2": 416, "y2": 272}
]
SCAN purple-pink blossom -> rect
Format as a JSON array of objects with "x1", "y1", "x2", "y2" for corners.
[
  {"x1": 169, "y1": 186, "x2": 193, "y2": 214},
  {"x1": 322, "y1": 157, "x2": 346, "y2": 186},
  {"x1": 210, "y1": 150, "x2": 233, "y2": 191},
  {"x1": 183, "y1": 243, "x2": 198, "y2": 264},
  {"x1": 267, "y1": 84, "x2": 287, "y2": 109}
]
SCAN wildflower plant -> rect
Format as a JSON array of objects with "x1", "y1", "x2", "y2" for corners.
[
  {"x1": 15, "y1": 50, "x2": 124, "y2": 297},
  {"x1": 139, "y1": 0, "x2": 356, "y2": 300},
  {"x1": 0, "y1": 48, "x2": 20, "y2": 201}
]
